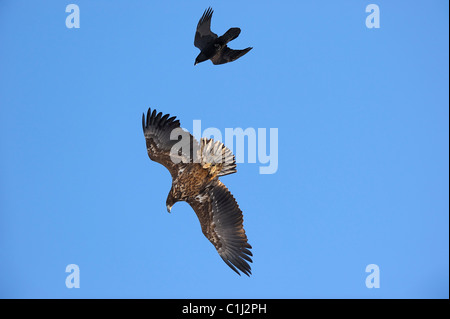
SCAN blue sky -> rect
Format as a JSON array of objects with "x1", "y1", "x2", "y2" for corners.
[{"x1": 0, "y1": 0, "x2": 448, "y2": 298}]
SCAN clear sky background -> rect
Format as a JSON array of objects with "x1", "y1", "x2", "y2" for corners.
[{"x1": 0, "y1": 0, "x2": 448, "y2": 298}]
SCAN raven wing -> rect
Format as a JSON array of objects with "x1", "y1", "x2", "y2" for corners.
[
  {"x1": 194, "y1": 7, "x2": 218, "y2": 50},
  {"x1": 142, "y1": 108, "x2": 199, "y2": 179},
  {"x1": 187, "y1": 180, "x2": 253, "y2": 276},
  {"x1": 211, "y1": 46, "x2": 253, "y2": 65}
]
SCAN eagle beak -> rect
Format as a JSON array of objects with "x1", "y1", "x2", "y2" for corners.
[{"x1": 166, "y1": 204, "x2": 172, "y2": 213}]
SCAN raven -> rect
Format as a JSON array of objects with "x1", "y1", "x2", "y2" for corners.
[{"x1": 194, "y1": 7, "x2": 252, "y2": 66}]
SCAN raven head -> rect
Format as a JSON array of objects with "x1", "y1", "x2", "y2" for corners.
[{"x1": 194, "y1": 52, "x2": 208, "y2": 65}]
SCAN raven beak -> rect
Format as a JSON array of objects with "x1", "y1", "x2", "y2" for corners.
[{"x1": 194, "y1": 61, "x2": 198, "y2": 66}]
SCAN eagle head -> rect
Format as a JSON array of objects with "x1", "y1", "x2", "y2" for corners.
[{"x1": 166, "y1": 190, "x2": 178, "y2": 213}]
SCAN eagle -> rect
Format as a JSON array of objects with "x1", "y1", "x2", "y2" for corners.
[
  {"x1": 194, "y1": 7, "x2": 253, "y2": 66},
  {"x1": 142, "y1": 108, "x2": 253, "y2": 276}
]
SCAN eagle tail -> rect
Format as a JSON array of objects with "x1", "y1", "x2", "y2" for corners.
[
  {"x1": 200, "y1": 138, "x2": 236, "y2": 177},
  {"x1": 217, "y1": 143, "x2": 237, "y2": 177}
]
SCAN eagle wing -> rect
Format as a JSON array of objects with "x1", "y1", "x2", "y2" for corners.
[
  {"x1": 142, "y1": 108, "x2": 199, "y2": 179},
  {"x1": 187, "y1": 180, "x2": 252, "y2": 276},
  {"x1": 211, "y1": 46, "x2": 253, "y2": 65},
  {"x1": 194, "y1": 7, "x2": 218, "y2": 50}
]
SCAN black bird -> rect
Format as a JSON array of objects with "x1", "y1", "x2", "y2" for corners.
[{"x1": 194, "y1": 7, "x2": 252, "y2": 66}]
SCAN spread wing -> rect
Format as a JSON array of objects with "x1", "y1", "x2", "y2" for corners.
[
  {"x1": 142, "y1": 108, "x2": 199, "y2": 179},
  {"x1": 211, "y1": 46, "x2": 253, "y2": 65},
  {"x1": 194, "y1": 7, "x2": 218, "y2": 50},
  {"x1": 187, "y1": 180, "x2": 252, "y2": 276}
]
